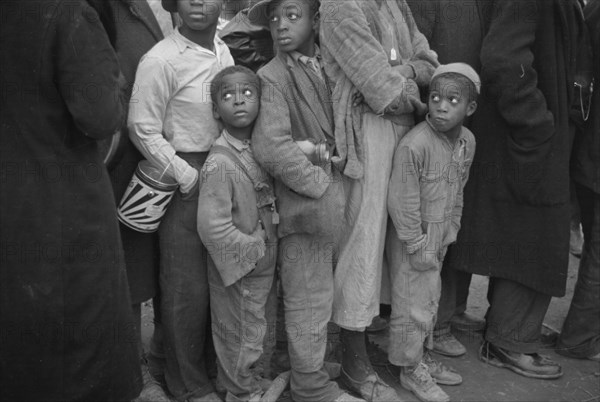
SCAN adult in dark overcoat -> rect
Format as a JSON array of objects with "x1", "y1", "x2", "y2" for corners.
[
  {"x1": 0, "y1": 1, "x2": 142, "y2": 400},
  {"x1": 406, "y1": 0, "x2": 487, "y2": 357},
  {"x1": 557, "y1": 0, "x2": 600, "y2": 362},
  {"x1": 445, "y1": 0, "x2": 587, "y2": 379}
]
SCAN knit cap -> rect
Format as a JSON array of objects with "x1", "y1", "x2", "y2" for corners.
[{"x1": 431, "y1": 63, "x2": 481, "y2": 94}]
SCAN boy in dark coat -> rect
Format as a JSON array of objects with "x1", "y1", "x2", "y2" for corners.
[{"x1": 250, "y1": 0, "x2": 362, "y2": 400}]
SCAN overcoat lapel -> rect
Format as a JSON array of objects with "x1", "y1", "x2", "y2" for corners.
[{"x1": 120, "y1": 0, "x2": 164, "y2": 41}]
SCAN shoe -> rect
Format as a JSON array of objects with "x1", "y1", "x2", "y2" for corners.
[
  {"x1": 334, "y1": 392, "x2": 367, "y2": 402},
  {"x1": 423, "y1": 351, "x2": 462, "y2": 386},
  {"x1": 450, "y1": 312, "x2": 486, "y2": 332},
  {"x1": 366, "y1": 339, "x2": 389, "y2": 367},
  {"x1": 324, "y1": 361, "x2": 342, "y2": 379},
  {"x1": 340, "y1": 368, "x2": 400, "y2": 402},
  {"x1": 187, "y1": 392, "x2": 223, "y2": 402},
  {"x1": 366, "y1": 316, "x2": 389, "y2": 333},
  {"x1": 433, "y1": 332, "x2": 466, "y2": 357},
  {"x1": 134, "y1": 365, "x2": 172, "y2": 402},
  {"x1": 479, "y1": 341, "x2": 563, "y2": 379},
  {"x1": 588, "y1": 351, "x2": 600, "y2": 362},
  {"x1": 400, "y1": 362, "x2": 449, "y2": 402}
]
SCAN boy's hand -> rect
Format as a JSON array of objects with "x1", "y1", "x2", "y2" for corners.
[
  {"x1": 295, "y1": 140, "x2": 317, "y2": 156},
  {"x1": 180, "y1": 175, "x2": 199, "y2": 201},
  {"x1": 251, "y1": 221, "x2": 267, "y2": 242},
  {"x1": 351, "y1": 91, "x2": 364, "y2": 107},
  {"x1": 409, "y1": 248, "x2": 439, "y2": 271}
]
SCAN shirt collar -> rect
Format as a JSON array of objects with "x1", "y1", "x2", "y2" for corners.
[
  {"x1": 222, "y1": 130, "x2": 251, "y2": 152},
  {"x1": 289, "y1": 45, "x2": 321, "y2": 66},
  {"x1": 173, "y1": 27, "x2": 225, "y2": 54}
]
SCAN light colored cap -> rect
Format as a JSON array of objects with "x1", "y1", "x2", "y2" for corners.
[{"x1": 431, "y1": 63, "x2": 481, "y2": 94}]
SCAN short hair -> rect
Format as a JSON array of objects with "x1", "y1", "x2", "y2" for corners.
[
  {"x1": 210, "y1": 65, "x2": 261, "y2": 106},
  {"x1": 429, "y1": 72, "x2": 478, "y2": 103}
]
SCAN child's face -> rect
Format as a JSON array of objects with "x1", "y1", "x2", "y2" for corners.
[
  {"x1": 177, "y1": 0, "x2": 223, "y2": 32},
  {"x1": 268, "y1": 0, "x2": 317, "y2": 55},
  {"x1": 428, "y1": 76, "x2": 477, "y2": 134},
  {"x1": 213, "y1": 72, "x2": 260, "y2": 130}
]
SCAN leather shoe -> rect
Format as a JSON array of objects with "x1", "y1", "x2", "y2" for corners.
[
  {"x1": 479, "y1": 341, "x2": 563, "y2": 379},
  {"x1": 450, "y1": 312, "x2": 485, "y2": 332},
  {"x1": 340, "y1": 368, "x2": 400, "y2": 402}
]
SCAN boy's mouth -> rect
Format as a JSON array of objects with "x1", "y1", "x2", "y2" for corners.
[
  {"x1": 234, "y1": 110, "x2": 248, "y2": 116},
  {"x1": 277, "y1": 37, "x2": 292, "y2": 45}
]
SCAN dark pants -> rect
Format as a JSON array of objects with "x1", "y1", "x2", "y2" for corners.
[
  {"x1": 557, "y1": 184, "x2": 600, "y2": 358},
  {"x1": 484, "y1": 278, "x2": 551, "y2": 354},
  {"x1": 159, "y1": 152, "x2": 215, "y2": 400},
  {"x1": 434, "y1": 256, "x2": 472, "y2": 334}
]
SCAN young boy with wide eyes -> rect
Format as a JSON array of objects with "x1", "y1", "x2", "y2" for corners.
[
  {"x1": 197, "y1": 65, "x2": 277, "y2": 402},
  {"x1": 387, "y1": 63, "x2": 479, "y2": 402},
  {"x1": 247, "y1": 0, "x2": 362, "y2": 401}
]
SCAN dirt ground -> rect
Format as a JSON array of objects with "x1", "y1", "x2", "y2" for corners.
[{"x1": 140, "y1": 253, "x2": 600, "y2": 402}]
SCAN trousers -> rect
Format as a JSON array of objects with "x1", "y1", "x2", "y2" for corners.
[{"x1": 557, "y1": 183, "x2": 600, "y2": 358}]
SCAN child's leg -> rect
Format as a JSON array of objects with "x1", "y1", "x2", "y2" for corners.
[
  {"x1": 208, "y1": 253, "x2": 276, "y2": 402},
  {"x1": 279, "y1": 234, "x2": 342, "y2": 402},
  {"x1": 386, "y1": 218, "x2": 440, "y2": 367}
]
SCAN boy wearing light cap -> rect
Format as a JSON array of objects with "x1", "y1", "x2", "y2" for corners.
[{"x1": 386, "y1": 63, "x2": 479, "y2": 402}]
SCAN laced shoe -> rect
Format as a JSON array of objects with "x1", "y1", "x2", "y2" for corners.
[
  {"x1": 433, "y1": 332, "x2": 466, "y2": 357},
  {"x1": 422, "y1": 351, "x2": 462, "y2": 385},
  {"x1": 400, "y1": 362, "x2": 450, "y2": 402}
]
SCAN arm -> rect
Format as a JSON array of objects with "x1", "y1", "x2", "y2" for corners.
[
  {"x1": 197, "y1": 155, "x2": 265, "y2": 287},
  {"x1": 127, "y1": 56, "x2": 198, "y2": 193},
  {"x1": 319, "y1": 0, "x2": 424, "y2": 115},
  {"x1": 403, "y1": 0, "x2": 440, "y2": 87},
  {"x1": 481, "y1": 0, "x2": 554, "y2": 163},
  {"x1": 252, "y1": 74, "x2": 330, "y2": 199},
  {"x1": 388, "y1": 143, "x2": 425, "y2": 250},
  {"x1": 56, "y1": 0, "x2": 125, "y2": 139}
]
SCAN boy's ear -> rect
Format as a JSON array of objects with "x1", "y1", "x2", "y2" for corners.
[
  {"x1": 466, "y1": 101, "x2": 477, "y2": 117},
  {"x1": 212, "y1": 103, "x2": 221, "y2": 121},
  {"x1": 312, "y1": 10, "x2": 320, "y2": 32}
]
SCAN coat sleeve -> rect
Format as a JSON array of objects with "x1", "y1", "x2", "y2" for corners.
[
  {"x1": 252, "y1": 71, "x2": 330, "y2": 199},
  {"x1": 55, "y1": 0, "x2": 125, "y2": 139},
  {"x1": 480, "y1": 0, "x2": 554, "y2": 164},
  {"x1": 388, "y1": 143, "x2": 424, "y2": 246},
  {"x1": 404, "y1": 0, "x2": 440, "y2": 87},
  {"x1": 319, "y1": 0, "x2": 423, "y2": 115},
  {"x1": 197, "y1": 154, "x2": 263, "y2": 287}
]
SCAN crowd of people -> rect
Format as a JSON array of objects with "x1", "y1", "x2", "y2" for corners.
[{"x1": 1, "y1": 0, "x2": 598, "y2": 402}]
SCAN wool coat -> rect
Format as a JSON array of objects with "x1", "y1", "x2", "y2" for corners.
[
  {"x1": 252, "y1": 52, "x2": 346, "y2": 239},
  {"x1": 0, "y1": 1, "x2": 141, "y2": 400},
  {"x1": 446, "y1": 0, "x2": 586, "y2": 297},
  {"x1": 572, "y1": 0, "x2": 600, "y2": 195},
  {"x1": 406, "y1": 0, "x2": 485, "y2": 70},
  {"x1": 105, "y1": 0, "x2": 166, "y2": 304}
]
